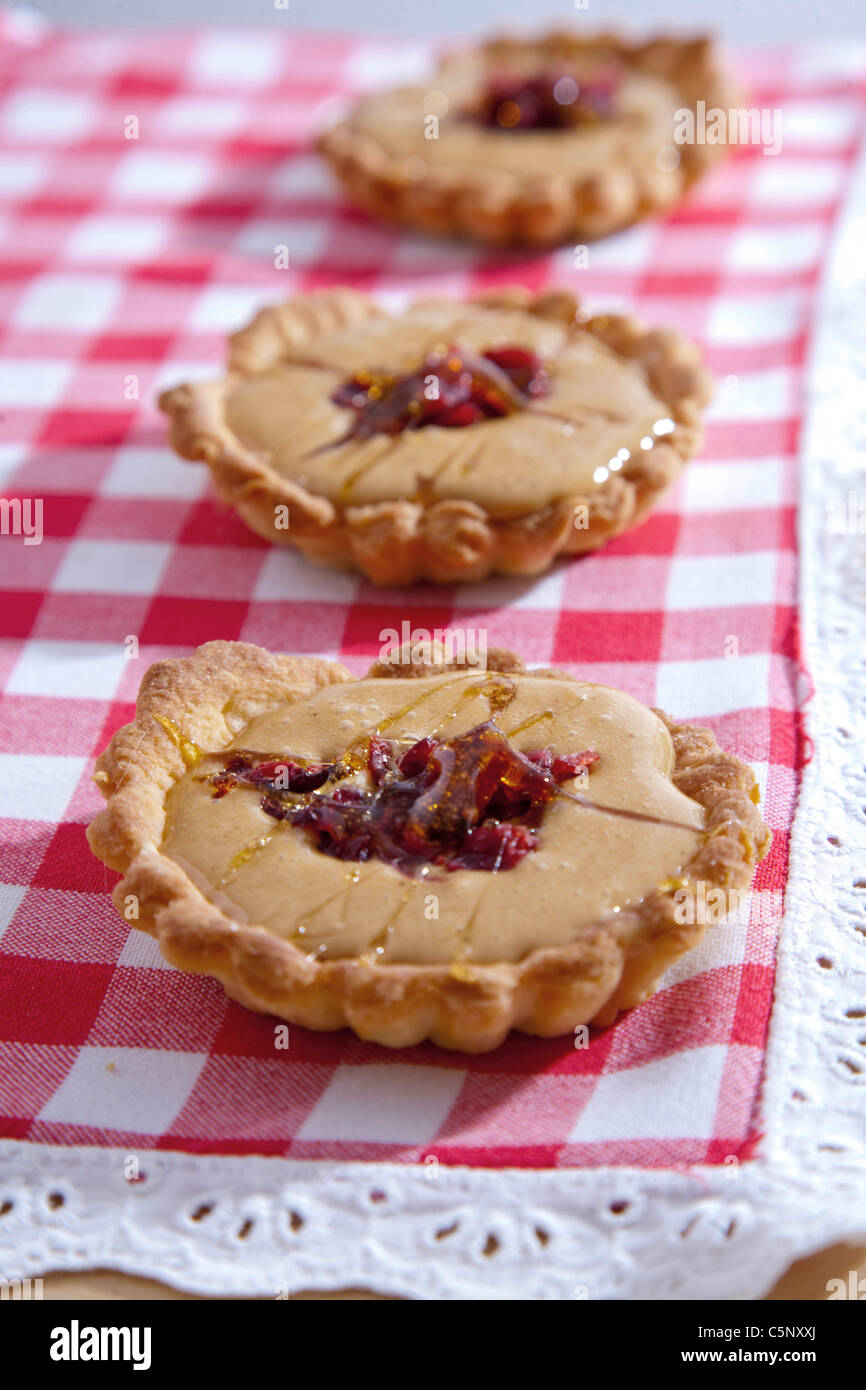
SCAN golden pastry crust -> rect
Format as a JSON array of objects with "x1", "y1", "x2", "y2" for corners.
[
  {"x1": 87, "y1": 641, "x2": 771, "y2": 1053},
  {"x1": 318, "y1": 30, "x2": 741, "y2": 246},
  {"x1": 158, "y1": 287, "x2": 712, "y2": 587}
]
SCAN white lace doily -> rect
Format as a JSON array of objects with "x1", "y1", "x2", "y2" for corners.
[{"x1": 2, "y1": 125, "x2": 865, "y2": 1311}]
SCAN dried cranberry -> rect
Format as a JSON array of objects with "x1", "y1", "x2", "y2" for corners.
[
  {"x1": 245, "y1": 759, "x2": 299, "y2": 785},
  {"x1": 287, "y1": 762, "x2": 332, "y2": 793},
  {"x1": 551, "y1": 750, "x2": 599, "y2": 781},
  {"x1": 330, "y1": 344, "x2": 549, "y2": 439},
  {"x1": 526, "y1": 748, "x2": 599, "y2": 782},
  {"x1": 368, "y1": 735, "x2": 392, "y2": 787},
  {"x1": 212, "y1": 721, "x2": 597, "y2": 879},
  {"x1": 450, "y1": 822, "x2": 538, "y2": 871},
  {"x1": 433, "y1": 401, "x2": 485, "y2": 428},
  {"x1": 475, "y1": 66, "x2": 621, "y2": 131},
  {"x1": 330, "y1": 785, "x2": 365, "y2": 804},
  {"x1": 398, "y1": 735, "x2": 438, "y2": 776},
  {"x1": 206, "y1": 752, "x2": 335, "y2": 802},
  {"x1": 484, "y1": 346, "x2": 537, "y2": 372},
  {"x1": 224, "y1": 753, "x2": 254, "y2": 772}
]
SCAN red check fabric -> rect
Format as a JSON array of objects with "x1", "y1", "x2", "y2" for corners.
[{"x1": 0, "y1": 17, "x2": 859, "y2": 1168}]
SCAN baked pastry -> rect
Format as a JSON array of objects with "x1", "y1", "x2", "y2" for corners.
[
  {"x1": 318, "y1": 30, "x2": 740, "y2": 245},
  {"x1": 158, "y1": 287, "x2": 712, "y2": 587},
  {"x1": 87, "y1": 641, "x2": 771, "y2": 1053}
]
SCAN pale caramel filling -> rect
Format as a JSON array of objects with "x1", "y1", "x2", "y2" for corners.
[
  {"x1": 350, "y1": 66, "x2": 680, "y2": 181},
  {"x1": 224, "y1": 302, "x2": 673, "y2": 516},
  {"x1": 160, "y1": 673, "x2": 704, "y2": 965}
]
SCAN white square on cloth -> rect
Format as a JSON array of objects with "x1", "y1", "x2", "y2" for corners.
[
  {"x1": 66, "y1": 214, "x2": 169, "y2": 262},
  {"x1": 0, "y1": 152, "x2": 50, "y2": 196},
  {"x1": 781, "y1": 100, "x2": 860, "y2": 148},
  {"x1": 750, "y1": 158, "x2": 845, "y2": 206},
  {"x1": 15, "y1": 273, "x2": 122, "y2": 332},
  {"x1": 189, "y1": 32, "x2": 282, "y2": 87},
  {"x1": 155, "y1": 96, "x2": 248, "y2": 139},
  {"x1": 233, "y1": 216, "x2": 329, "y2": 265},
  {"x1": 40, "y1": 1046, "x2": 208, "y2": 1133},
  {"x1": 706, "y1": 291, "x2": 806, "y2": 346},
  {"x1": 666, "y1": 552, "x2": 778, "y2": 610},
  {"x1": 102, "y1": 446, "x2": 205, "y2": 500},
  {"x1": 109, "y1": 151, "x2": 214, "y2": 204},
  {"x1": 2, "y1": 89, "x2": 95, "y2": 142},
  {"x1": 298, "y1": 1064, "x2": 464, "y2": 1143},
  {"x1": 655, "y1": 654, "x2": 773, "y2": 719},
  {"x1": 682, "y1": 460, "x2": 785, "y2": 514},
  {"x1": 568, "y1": 1046, "x2": 728, "y2": 1141},
  {"x1": 0, "y1": 883, "x2": 27, "y2": 943},
  {"x1": 8, "y1": 640, "x2": 128, "y2": 700},
  {"x1": 188, "y1": 285, "x2": 273, "y2": 333},
  {"x1": 52, "y1": 539, "x2": 172, "y2": 595},
  {"x1": 0, "y1": 754, "x2": 86, "y2": 821},
  {"x1": 727, "y1": 224, "x2": 823, "y2": 272},
  {"x1": 0, "y1": 360, "x2": 72, "y2": 408},
  {"x1": 706, "y1": 368, "x2": 793, "y2": 421}
]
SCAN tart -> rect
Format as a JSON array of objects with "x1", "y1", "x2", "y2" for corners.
[
  {"x1": 158, "y1": 287, "x2": 712, "y2": 587},
  {"x1": 86, "y1": 641, "x2": 771, "y2": 1053},
  {"x1": 317, "y1": 30, "x2": 740, "y2": 246}
]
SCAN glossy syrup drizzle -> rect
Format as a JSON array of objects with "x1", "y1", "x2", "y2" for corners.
[
  {"x1": 155, "y1": 714, "x2": 203, "y2": 770},
  {"x1": 168, "y1": 672, "x2": 702, "y2": 963}
]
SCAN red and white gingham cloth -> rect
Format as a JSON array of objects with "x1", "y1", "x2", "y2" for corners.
[{"x1": 0, "y1": 17, "x2": 861, "y2": 1169}]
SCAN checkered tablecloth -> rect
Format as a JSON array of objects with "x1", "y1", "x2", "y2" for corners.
[{"x1": 0, "y1": 15, "x2": 861, "y2": 1170}]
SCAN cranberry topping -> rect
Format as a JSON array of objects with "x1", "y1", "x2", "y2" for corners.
[
  {"x1": 331, "y1": 343, "x2": 549, "y2": 438},
  {"x1": 525, "y1": 748, "x2": 599, "y2": 781},
  {"x1": 476, "y1": 66, "x2": 621, "y2": 131},
  {"x1": 208, "y1": 723, "x2": 598, "y2": 878},
  {"x1": 211, "y1": 751, "x2": 338, "y2": 799},
  {"x1": 367, "y1": 734, "x2": 393, "y2": 787}
]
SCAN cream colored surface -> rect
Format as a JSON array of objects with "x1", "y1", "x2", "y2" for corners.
[
  {"x1": 161, "y1": 672, "x2": 704, "y2": 966},
  {"x1": 351, "y1": 65, "x2": 679, "y2": 181},
  {"x1": 37, "y1": 1244, "x2": 866, "y2": 1299},
  {"x1": 223, "y1": 301, "x2": 672, "y2": 515}
]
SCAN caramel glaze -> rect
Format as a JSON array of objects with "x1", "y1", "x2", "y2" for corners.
[{"x1": 160, "y1": 671, "x2": 706, "y2": 966}]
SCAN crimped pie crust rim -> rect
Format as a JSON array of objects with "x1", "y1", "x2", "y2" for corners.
[
  {"x1": 86, "y1": 641, "x2": 771, "y2": 1053},
  {"x1": 158, "y1": 286, "x2": 713, "y2": 587},
  {"x1": 317, "y1": 29, "x2": 743, "y2": 246}
]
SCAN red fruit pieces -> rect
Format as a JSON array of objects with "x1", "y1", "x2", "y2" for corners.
[
  {"x1": 450, "y1": 822, "x2": 538, "y2": 871},
  {"x1": 551, "y1": 749, "x2": 599, "y2": 781},
  {"x1": 476, "y1": 66, "x2": 621, "y2": 131},
  {"x1": 330, "y1": 344, "x2": 549, "y2": 439},
  {"x1": 212, "y1": 722, "x2": 598, "y2": 879},
  {"x1": 368, "y1": 735, "x2": 393, "y2": 786}
]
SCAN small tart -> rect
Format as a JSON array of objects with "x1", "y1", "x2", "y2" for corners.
[
  {"x1": 158, "y1": 287, "x2": 712, "y2": 587},
  {"x1": 87, "y1": 642, "x2": 771, "y2": 1053},
  {"x1": 318, "y1": 30, "x2": 741, "y2": 245}
]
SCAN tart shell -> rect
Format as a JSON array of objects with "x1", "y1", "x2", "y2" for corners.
[
  {"x1": 158, "y1": 287, "x2": 713, "y2": 588},
  {"x1": 87, "y1": 642, "x2": 771, "y2": 1053},
  {"x1": 318, "y1": 31, "x2": 742, "y2": 247}
]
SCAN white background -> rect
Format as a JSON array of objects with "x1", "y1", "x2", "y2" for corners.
[{"x1": 24, "y1": 0, "x2": 866, "y2": 41}]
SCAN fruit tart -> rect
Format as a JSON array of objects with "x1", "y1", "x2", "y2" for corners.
[
  {"x1": 318, "y1": 29, "x2": 740, "y2": 245},
  {"x1": 87, "y1": 642, "x2": 771, "y2": 1053},
  {"x1": 158, "y1": 287, "x2": 712, "y2": 587}
]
